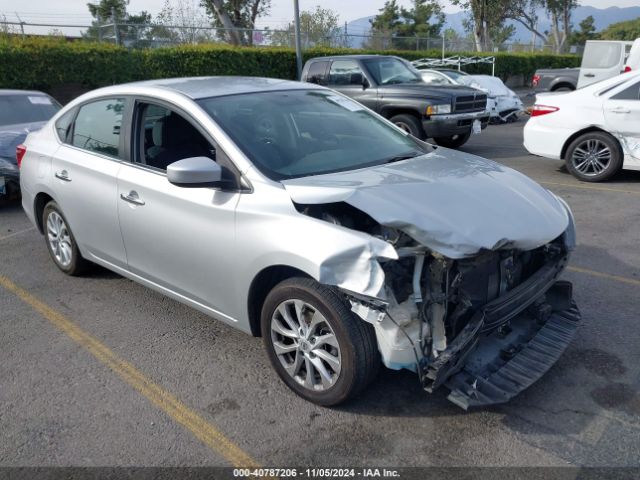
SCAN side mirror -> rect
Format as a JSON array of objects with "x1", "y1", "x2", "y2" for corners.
[
  {"x1": 167, "y1": 157, "x2": 223, "y2": 188},
  {"x1": 362, "y1": 77, "x2": 370, "y2": 89},
  {"x1": 350, "y1": 73, "x2": 364, "y2": 86}
]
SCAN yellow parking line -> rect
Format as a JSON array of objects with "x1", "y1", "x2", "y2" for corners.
[
  {"x1": 0, "y1": 275, "x2": 260, "y2": 469},
  {"x1": 0, "y1": 226, "x2": 35, "y2": 242},
  {"x1": 539, "y1": 181, "x2": 640, "y2": 196},
  {"x1": 567, "y1": 266, "x2": 640, "y2": 287}
]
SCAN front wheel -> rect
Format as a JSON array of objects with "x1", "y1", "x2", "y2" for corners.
[
  {"x1": 389, "y1": 114, "x2": 426, "y2": 140},
  {"x1": 43, "y1": 201, "x2": 90, "y2": 275},
  {"x1": 433, "y1": 131, "x2": 472, "y2": 148},
  {"x1": 565, "y1": 132, "x2": 622, "y2": 182},
  {"x1": 261, "y1": 278, "x2": 380, "y2": 406}
]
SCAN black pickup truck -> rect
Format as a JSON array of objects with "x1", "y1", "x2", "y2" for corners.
[{"x1": 301, "y1": 55, "x2": 489, "y2": 148}]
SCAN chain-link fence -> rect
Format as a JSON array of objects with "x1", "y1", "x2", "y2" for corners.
[{"x1": 1, "y1": 19, "x2": 575, "y2": 54}]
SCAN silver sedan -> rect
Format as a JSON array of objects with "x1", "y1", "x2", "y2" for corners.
[{"x1": 19, "y1": 77, "x2": 580, "y2": 407}]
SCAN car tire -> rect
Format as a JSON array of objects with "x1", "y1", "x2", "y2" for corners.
[
  {"x1": 565, "y1": 131, "x2": 622, "y2": 182},
  {"x1": 389, "y1": 114, "x2": 426, "y2": 140},
  {"x1": 42, "y1": 201, "x2": 90, "y2": 275},
  {"x1": 261, "y1": 277, "x2": 380, "y2": 406},
  {"x1": 433, "y1": 131, "x2": 472, "y2": 148}
]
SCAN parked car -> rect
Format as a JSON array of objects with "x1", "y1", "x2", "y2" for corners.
[
  {"x1": 21, "y1": 77, "x2": 580, "y2": 408},
  {"x1": 524, "y1": 70, "x2": 640, "y2": 182},
  {"x1": 532, "y1": 39, "x2": 640, "y2": 93},
  {"x1": 301, "y1": 55, "x2": 489, "y2": 148},
  {"x1": 0, "y1": 90, "x2": 60, "y2": 200},
  {"x1": 416, "y1": 68, "x2": 523, "y2": 123}
]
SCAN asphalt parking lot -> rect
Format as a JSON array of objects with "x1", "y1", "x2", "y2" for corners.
[{"x1": 1, "y1": 119, "x2": 639, "y2": 470}]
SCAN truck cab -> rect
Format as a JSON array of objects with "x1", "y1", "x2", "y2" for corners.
[{"x1": 302, "y1": 55, "x2": 489, "y2": 149}]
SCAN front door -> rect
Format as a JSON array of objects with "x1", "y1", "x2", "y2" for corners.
[
  {"x1": 116, "y1": 101, "x2": 241, "y2": 321},
  {"x1": 326, "y1": 60, "x2": 379, "y2": 111}
]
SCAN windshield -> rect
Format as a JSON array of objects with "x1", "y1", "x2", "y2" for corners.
[
  {"x1": 0, "y1": 94, "x2": 60, "y2": 127},
  {"x1": 198, "y1": 90, "x2": 430, "y2": 180},
  {"x1": 442, "y1": 70, "x2": 467, "y2": 81},
  {"x1": 362, "y1": 58, "x2": 423, "y2": 85}
]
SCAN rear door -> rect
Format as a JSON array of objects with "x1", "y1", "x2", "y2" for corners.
[
  {"x1": 50, "y1": 97, "x2": 129, "y2": 267},
  {"x1": 578, "y1": 41, "x2": 628, "y2": 88},
  {"x1": 604, "y1": 79, "x2": 640, "y2": 166}
]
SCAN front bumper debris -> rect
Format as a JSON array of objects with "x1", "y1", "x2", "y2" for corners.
[{"x1": 445, "y1": 297, "x2": 580, "y2": 409}]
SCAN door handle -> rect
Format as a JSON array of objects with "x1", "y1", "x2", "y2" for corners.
[
  {"x1": 609, "y1": 107, "x2": 631, "y2": 114},
  {"x1": 584, "y1": 73, "x2": 595, "y2": 78},
  {"x1": 120, "y1": 191, "x2": 145, "y2": 206},
  {"x1": 54, "y1": 170, "x2": 71, "y2": 182}
]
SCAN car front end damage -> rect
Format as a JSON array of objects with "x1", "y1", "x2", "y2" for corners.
[
  {"x1": 347, "y1": 228, "x2": 579, "y2": 409},
  {"x1": 283, "y1": 151, "x2": 580, "y2": 409}
]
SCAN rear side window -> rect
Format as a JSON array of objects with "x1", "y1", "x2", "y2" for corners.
[
  {"x1": 612, "y1": 81, "x2": 640, "y2": 100},
  {"x1": 71, "y1": 98, "x2": 125, "y2": 159},
  {"x1": 55, "y1": 108, "x2": 77, "y2": 143},
  {"x1": 306, "y1": 61, "x2": 329, "y2": 85},
  {"x1": 0, "y1": 94, "x2": 60, "y2": 127}
]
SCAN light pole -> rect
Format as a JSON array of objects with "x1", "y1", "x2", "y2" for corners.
[{"x1": 293, "y1": 0, "x2": 303, "y2": 79}]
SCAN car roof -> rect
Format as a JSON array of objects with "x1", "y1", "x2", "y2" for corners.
[
  {"x1": 0, "y1": 89, "x2": 49, "y2": 96},
  {"x1": 113, "y1": 76, "x2": 322, "y2": 100},
  {"x1": 307, "y1": 54, "x2": 391, "y2": 62}
]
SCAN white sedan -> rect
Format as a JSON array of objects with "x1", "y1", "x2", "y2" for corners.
[{"x1": 524, "y1": 70, "x2": 640, "y2": 182}]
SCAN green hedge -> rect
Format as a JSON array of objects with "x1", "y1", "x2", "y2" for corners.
[{"x1": 0, "y1": 37, "x2": 580, "y2": 91}]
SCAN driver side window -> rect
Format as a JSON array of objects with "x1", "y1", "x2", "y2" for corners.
[
  {"x1": 135, "y1": 102, "x2": 215, "y2": 171},
  {"x1": 328, "y1": 61, "x2": 364, "y2": 86}
]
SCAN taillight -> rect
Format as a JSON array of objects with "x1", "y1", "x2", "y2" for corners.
[
  {"x1": 531, "y1": 105, "x2": 559, "y2": 117},
  {"x1": 532, "y1": 74, "x2": 540, "y2": 87},
  {"x1": 624, "y1": 65, "x2": 632, "y2": 73},
  {"x1": 16, "y1": 144, "x2": 27, "y2": 168}
]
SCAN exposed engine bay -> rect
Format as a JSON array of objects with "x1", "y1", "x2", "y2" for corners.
[{"x1": 297, "y1": 201, "x2": 580, "y2": 409}]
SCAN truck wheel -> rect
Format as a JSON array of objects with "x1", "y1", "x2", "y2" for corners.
[
  {"x1": 433, "y1": 131, "x2": 471, "y2": 149},
  {"x1": 565, "y1": 131, "x2": 622, "y2": 182},
  {"x1": 261, "y1": 278, "x2": 380, "y2": 406},
  {"x1": 389, "y1": 114, "x2": 426, "y2": 140}
]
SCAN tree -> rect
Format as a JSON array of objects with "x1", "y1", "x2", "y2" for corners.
[
  {"x1": 155, "y1": 0, "x2": 214, "y2": 45},
  {"x1": 452, "y1": 0, "x2": 513, "y2": 52},
  {"x1": 368, "y1": 0, "x2": 444, "y2": 50},
  {"x1": 84, "y1": 0, "x2": 153, "y2": 46},
  {"x1": 599, "y1": 17, "x2": 640, "y2": 41},
  {"x1": 505, "y1": 0, "x2": 578, "y2": 53},
  {"x1": 569, "y1": 15, "x2": 597, "y2": 45},
  {"x1": 270, "y1": 6, "x2": 339, "y2": 47},
  {"x1": 201, "y1": 0, "x2": 271, "y2": 46}
]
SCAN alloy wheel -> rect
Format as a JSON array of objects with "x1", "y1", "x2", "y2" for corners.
[
  {"x1": 46, "y1": 211, "x2": 73, "y2": 268},
  {"x1": 270, "y1": 299, "x2": 342, "y2": 391},
  {"x1": 571, "y1": 139, "x2": 611, "y2": 177}
]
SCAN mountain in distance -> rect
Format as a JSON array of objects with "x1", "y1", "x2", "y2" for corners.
[{"x1": 342, "y1": 5, "x2": 640, "y2": 47}]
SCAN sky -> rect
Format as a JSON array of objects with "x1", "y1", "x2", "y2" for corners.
[{"x1": 1, "y1": 0, "x2": 638, "y2": 35}]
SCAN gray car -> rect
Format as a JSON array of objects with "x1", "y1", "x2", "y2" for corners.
[{"x1": 20, "y1": 77, "x2": 580, "y2": 407}]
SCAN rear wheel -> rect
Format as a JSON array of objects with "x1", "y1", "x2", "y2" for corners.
[
  {"x1": 565, "y1": 132, "x2": 622, "y2": 182},
  {"x1": 389, "y1": 114, "x2": 425, "y2": 140},
  {"x1": 43, "y1": 201, "x2": 90, "y2": 275},
  {"x1": 261, "y1": 278, "x2": 380, "y2": 406},
  {"x1": 433, "y1": 131, "x2": 472, "y2": 148}
]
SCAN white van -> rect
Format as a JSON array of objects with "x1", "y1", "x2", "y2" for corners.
[{"x1": 577, "y1": 38, "x2": 640, "y2": 88}]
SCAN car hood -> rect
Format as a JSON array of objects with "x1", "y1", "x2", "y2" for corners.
[
  {"x1": 378, "y1": 83, "x2": 481, "y2": 100},
  {"x1": 0, "y1": 121, "x2": 46, "y2": 161},
  {"x1": 282, "y1": 149, "x2": 569, "y2": 259}
]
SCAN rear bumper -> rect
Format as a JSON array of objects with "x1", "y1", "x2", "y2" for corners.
[
  {"x1": 523, "y1": 120, "x2": 570, "y2": 160},
  {"x1": 423, "y1": 110, "x2": 489, "y2": 138}
]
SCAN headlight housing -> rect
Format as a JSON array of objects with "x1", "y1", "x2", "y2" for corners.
[
  {"x1": 426, "y1": 104, "x2": 451, "y2": 115},
  {"x1": 554, "y1": 194, "x2": 576, "y2": 251}
]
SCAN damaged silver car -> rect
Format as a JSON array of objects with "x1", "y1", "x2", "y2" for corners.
[{"x1": 20, "y1": 77, "x2": 580, "y2": 407}]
